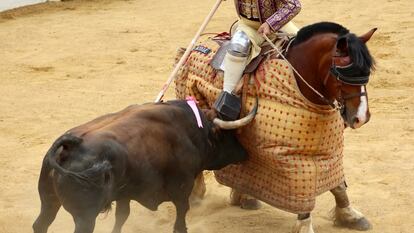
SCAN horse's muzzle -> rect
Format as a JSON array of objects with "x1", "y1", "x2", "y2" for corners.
[{"x1": 348, "y1": 111, "x2": 371, "y2": 129}]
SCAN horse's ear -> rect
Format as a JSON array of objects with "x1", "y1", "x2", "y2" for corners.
[
  {"x1": 337, "y1": 36, "x2": 348, "y2": 54},
  {"x1": 359, "y1": 28, "x2": 377, "y2": 43}
]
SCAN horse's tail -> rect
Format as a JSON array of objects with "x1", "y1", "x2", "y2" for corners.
[{"x1": 47, "y1": 134, "x2": 112, "y2": 187}]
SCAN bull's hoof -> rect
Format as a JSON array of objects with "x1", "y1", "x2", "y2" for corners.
[
  {"x1": 173, "y1": 230, "x2": 187, "y2": 233},
  {"x1": 230, "y1": 190, "x2": 261, "y2": 210},
  {"x1": 331, "y1": 206, "x2": 372, "y2": 231}
]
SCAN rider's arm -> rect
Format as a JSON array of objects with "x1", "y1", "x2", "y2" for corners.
[{"x1": 265, "y1": 0, "x2": 302, "y2": 31}]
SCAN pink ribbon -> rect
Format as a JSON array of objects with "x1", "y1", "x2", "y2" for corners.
[{"x1": 186, "y1": 96, "x2": 203, "y2": 128}]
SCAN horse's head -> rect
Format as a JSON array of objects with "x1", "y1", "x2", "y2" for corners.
[
  {"x1": 327, "y1": 28, "x2": 376, "y2": 128},
  {"x1": 290, "y1": 22, "x2": 376, "y2": 129}
]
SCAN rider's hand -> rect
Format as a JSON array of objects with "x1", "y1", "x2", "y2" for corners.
[{"x1": 258, "y1": 22, "x2": 272, "y2": 36}]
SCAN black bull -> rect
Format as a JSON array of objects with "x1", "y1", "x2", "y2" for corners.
[{"x1": 33, "y1": 100, "x2": 251, "y2": 233}]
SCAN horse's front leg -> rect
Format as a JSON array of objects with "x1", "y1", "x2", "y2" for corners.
[
  {"x1": 292, "y1": 214, "x2": 314, "y2": 233},
  {"x1": 229, "y1": 189, "x2": 261, "y2": 210},
  {"x1": 330, "y1": 182, "x2": 372, "y2": 230}
]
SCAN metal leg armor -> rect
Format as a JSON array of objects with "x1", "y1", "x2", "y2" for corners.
[{"x1": 214, "y1": 30, "x2": 251, "y2": 120}]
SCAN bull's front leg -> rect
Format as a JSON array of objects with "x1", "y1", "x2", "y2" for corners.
[
  {"x1": 330, "y1": 182, "x2": 372, "y2": 230},
  {"x1": 170, "y1": 176, "x2": 193, "y2": 233},
  {"x1": 111, "y1": 199, "x2": 130, "y2": 233},
  {"x1": 73, "y1": 214, "x2": 97, "y2": 233},
  {"x1": 172, "y1": 200, "x2": 189, "y2": 233}
]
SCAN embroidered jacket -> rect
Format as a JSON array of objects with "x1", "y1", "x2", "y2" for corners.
[{"x1": 234, "y1": 0, "x2": 301, "y2": 31}]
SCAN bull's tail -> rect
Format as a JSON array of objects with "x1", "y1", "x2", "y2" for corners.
[
  {"x1": 47, "y1": 134, "x2": 112, "y2": 188},
  {"x1": 46, "y1": 134, "x2": 82, "y2": 177}
]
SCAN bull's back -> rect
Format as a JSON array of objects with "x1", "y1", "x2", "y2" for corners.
[
  {"x1": 68, "y1": 101, "x2": 204, "y2": 138},
  {"x1": 66, "y1": 101, "x2": 209, "y2": 167}
]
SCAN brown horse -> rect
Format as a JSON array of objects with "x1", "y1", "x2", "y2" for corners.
[{"x1": 176, "y1": 22, "x2": 376, "y2": 233}]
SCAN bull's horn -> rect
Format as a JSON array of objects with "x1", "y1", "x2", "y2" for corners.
[{"x1": 213, "y1": 97, "x2": 259, "y2": 129}]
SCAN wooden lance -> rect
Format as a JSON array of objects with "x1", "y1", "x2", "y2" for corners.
[{"x1": 154, "y1": 0, "x2": 223, "y2": 102}]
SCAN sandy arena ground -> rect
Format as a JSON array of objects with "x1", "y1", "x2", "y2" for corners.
[{"x1": 0, "y1": 0, "x2": 413, "y2": 232}]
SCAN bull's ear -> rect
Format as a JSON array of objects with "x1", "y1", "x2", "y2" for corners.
[{"x1": 359, "y1": 28, "x2": 377, "y2": 43}]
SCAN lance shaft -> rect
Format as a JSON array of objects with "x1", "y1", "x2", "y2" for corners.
[{"x1": 155, "y1": 0, "x2": 223, "y2": 102}]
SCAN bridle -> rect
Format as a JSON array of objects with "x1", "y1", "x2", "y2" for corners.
[
  {"x1": 325, "y1": 37, "x2": 371, "y2": 111},
  {"x1": 323, "y1": 58, "x2": 369, "y2": 112},
  {"x1": 264, "y1": 34, "x2": 370, "y2": 112}
]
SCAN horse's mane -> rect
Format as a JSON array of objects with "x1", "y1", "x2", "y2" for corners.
[
  {"x1": 292, "y1": 22, "x2": 375, "y2": 73},
  {"x1": 292, "y1": 22, "x2": 349, "y2": 45},
  {"x1": 346, "y1": 32, "x2": 375, "y2": 73}
]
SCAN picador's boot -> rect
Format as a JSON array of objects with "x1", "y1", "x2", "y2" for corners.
[
  {"x1": 214, "y1": 91, "x2": 242, "y2": 121},
  {"x1": 214, "y1": 30, "x2": 250, "y2": 120},
  {"x1": 213, "y1": 52, "x2": 247, "y2": 120}
]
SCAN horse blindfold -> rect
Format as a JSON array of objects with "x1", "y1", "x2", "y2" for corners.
[{"x1": 330, "y1": 63, "x2": 370, "y2": 85}]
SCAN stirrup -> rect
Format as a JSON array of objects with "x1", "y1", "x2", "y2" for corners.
[{"x1": 213, "y1": 91, "x2": 241, "y2": 121}]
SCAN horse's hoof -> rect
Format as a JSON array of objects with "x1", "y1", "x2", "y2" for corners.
[
  {"x1": 229, "y1": 189, "x2": 242, "y2": 206},
  {"x1": 229, "y1": 190, "x2": 261, "y2": 210},
  {"x1": 335, "y1": 216, "x2": 372, "y2": 231},
  {"x1": 240, "y1": 197, "x2": 262, "y2": 210},
  {"x1": 292, "y1": 216, "x2": 315, "y2": 233},
  {"x1": 332, "y1": 206, "x2": 372, "y2": 231}
]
